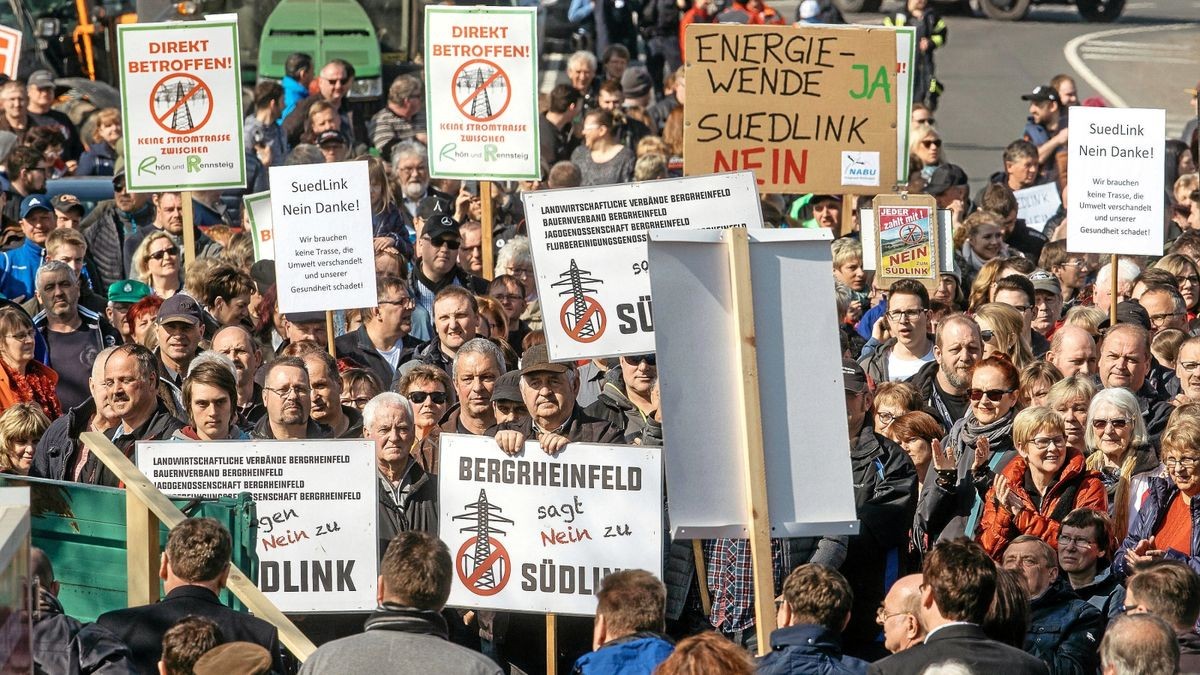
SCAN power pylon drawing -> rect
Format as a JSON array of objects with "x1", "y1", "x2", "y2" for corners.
[
  {"x1": 453, "y1": 489, "x2": 513, "y2": 591},
  {"x1": 468, "y1": 67, "x2": 492, "y2": 119},
  {"x1": 169, "y1": 81, "x2": 193, "y2": 131},
  {"x1": 155, "y1": 79, "x2": 208, "y2": 132},
  {"x1": 551, "y1": 259, "x2": 603, "y2": 339}
]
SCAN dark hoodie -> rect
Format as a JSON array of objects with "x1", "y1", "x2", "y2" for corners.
[{"x1": 1025, "y1": 579, "x2": 1104, "y2": 675}]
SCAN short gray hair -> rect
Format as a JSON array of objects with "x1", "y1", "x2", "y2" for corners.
[
  {"x1": 1100, "y1": 613, "x2": 1179, "y2": 675},
  {"x1": 567, "y1": 50, "x2": 597, "y2": 73},
  {"x1": 391, "y1": 141, "x2": 428, "y2": 170},
  {"x1": 453, "y1": 338, "x2": 507, "y2": 380},
  {"x1": 363, "y1": 392, "x2": 413, "y2": 430},
  {"x1": 36, "y1": 260, "x2": 77, "y2": 287},
  {"x1": 494, "y1": 236, "x2": 532, "y2": 278}
]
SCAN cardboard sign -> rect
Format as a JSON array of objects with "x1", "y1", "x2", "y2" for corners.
[
  {"x1": 1014, "y1": 183, "x2": 1061, "y2": 235},
  {"x1": 1067, "y1": 106, "x2": 1165, "y2": 257},
  {"x1": 243, "y1": 191, "x2": 274, "y2": 261},
  {"x1": 0, "y1": 25, "x2": 21, "y2": 79},
  {"x1": 684, "y1": 24, "x2": 912, "y2": 194},
  {"x1": 647, "y1": 229, "x2": 858, "y2": 538},
  {"x1": 424, "y1": 6, "x2": 540, "y2": 180},
  {"x1": 522, "y1": 171, "x2": 762, "y2": 361},
  {"x1": 137, "y1": 440, "x2": 378, "y2": 613},
  {"x1": 269, "y1": 161, "x2": 377, "y2": 314},
  {"x1": 872, "y1": 193, "x2": 937, "y2": 289},
  {"x1": 439, "y1": 434, "x2": 662, "y2": 616},
  {"x1": 117, "y1": 20, "x2": 245, "y2": 192},
  {"x1": 860, "y1": 207, "x2": 954, "y2": 273}
]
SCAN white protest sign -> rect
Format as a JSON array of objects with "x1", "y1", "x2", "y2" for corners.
[
  {"x1": 117, "y1": 20, "x2": 245, "y2": 192},
  {"x1": 439, "y1": 434, "x2": 662, "y2": 616},
  {"x1": 0, "y1": 25, "x2": 21, "y2": 79},
  {"x1": 424, "y1": 6, "x2": 540, "y2": 180},
  {"x1": 137, "y1": 439, "x2": 378, "y2": 613},
  {"x1": 270, "y1": 161, "x2": 377, "y2": 313},
  {"x1": 648, "y1": 228, "x2": 858, "y2": 538},
  {"x1": 523, "y1": 171, "x2": 762, "y2": 361},
  {"x1": 1067, "y1": 106, "x2": 1165, "y2": 256},
  {"x1": 1015, "y1": 183, "x2": 1061, "y2": 234},
  {"x1": 243, "y1": 191, "x2": 274, "y2": 261}
]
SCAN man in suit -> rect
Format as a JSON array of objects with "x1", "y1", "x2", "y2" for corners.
[
  {"x1": 97, "y1": 518, "x2": 284, "y2": 673},
  {"x1": 868, "y1": 539, "x2": 1048, "y2": 675}
]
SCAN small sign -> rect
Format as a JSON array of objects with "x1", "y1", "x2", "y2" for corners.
[
  {"x1": 1014, "y1": 183, "x2": 1062, "y2": 235},
  {"x1": 243, "y1": 191, "x2": 273, "y2": 261},
  {"x1": 872, "y1": 193, "x2": 937, "y2": 289},
  {"x1": 0, "y1": 25, "x2": 22, "y2": 79}
]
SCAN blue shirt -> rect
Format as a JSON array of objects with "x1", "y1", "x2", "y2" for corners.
[{"x1": 0, "y1": 238, "x2": 44, "y2": 302}]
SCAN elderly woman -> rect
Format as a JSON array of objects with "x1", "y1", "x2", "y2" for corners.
[
  {"x1": 0, "y1": 402, "x2": 50, "y2": 475},
  {"x1": 174, "y1": 356, "x2": 248, "y2": 441},
  {"x1": 1046, "y1": 375, "x2": 1096, "y2": 457},
  {"x1": 1115, "y1": 413, "x2": 1200, "y2": 580},
  {"x1": 873, "y1": 381, "x2": 923, "y2": 438},
  {"x1": 132, "y1": 230, "x2": 182, "y2": 298},
  {"x1": 1085, "y1": 387, "x2": 1163, "y2": 542},
  {"x1": 974, "y1": 303, "x2": 1035, "y2": 371},
  {"x1": 0, "y1": 307, "x2": 60, "y2": 418},
  {"x1": 396, "y1": 364, "x2": 454, "y2": 444},
  {"x1": 976, "y1": 406, "x2": 1107, "y2": 559}
]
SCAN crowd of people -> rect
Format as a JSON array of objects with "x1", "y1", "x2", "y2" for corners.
[{"x1": 1, "y1": 0, "x2": 1200, "y2": 672}]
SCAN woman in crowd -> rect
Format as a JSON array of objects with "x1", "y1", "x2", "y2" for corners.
[
  {"x1": 973, "y1": 303, "x2": 1034, "y2": 371},
  {"x1": 77, "y1": 107, "x2": 121, "y2": 176},
  {"x1": 1018, "y1": 361, "x2": 1063, "y2": 408},
  {"x1": 1154, "y1": 253, "x2": 1200, "y2": 320},
  {"x1": 890, "y1": 410, "x2": 944, "y2": 493},
  {"x1": 397, "y1": 364, "x2": 453, "y2": 445},
  {"x1": 476, "y1": 296, "x2": 509, "y2": 342},
  {"x1": 174, "y1": 357, "x2": 248, "y2": 441},
  {"x1": 133, "y1": 231, "x2": 182, "y2": 299},
  {"x1": 1046, "y1": 375, "x2": 1096, "y2": 458},
  {"x1": 125, "y1": 296, "x2": 164, "y2": 346},
  {"x1": 909, "y1": 125, "x2": 945, "y2": 181},
  {"x1": 958, "y1": 211, "x2": 1015, "y2": 291},
  {"x1": 1084, "y1": 387, "x2": 1163, "y2": 542},
  {"x1": 0, "y1": 307, "x2": 60, "y2": 419},
  {"x1": 364, "y1": 155, "x2": 411, "y2": 260},
  {"x1": 976, "y1": 406, "x2": 1106, "y2": 558},
  {"x1": 571, "y1": 109, "x2": 635, "y2": 186},
  {"x1": 0, "y1": 402, "x2": 50, "y2": 475},
  {"x1": 873, "y1": 382, "x2": 923, "y2": 438},
  {"x1": 340, "y1": 368, "x2": 384, "y2": 412}
]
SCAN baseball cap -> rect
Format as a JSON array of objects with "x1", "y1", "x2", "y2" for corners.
[
  {"x1": 19, "y1": 194, "x2": 51, "y2": 219},
  {"x1": 249, "y1": 259, "x2": 276, "y2": 294},
  {"x1": 193, "y1": 642, "x2": 271, "y2": 675},
  {"x1": 1098, "y1": 301, "x2": 1151, "y2": 332},
  {"x1": 1029, "y1": 269, "x2": 1062, "y2": 297},
  {"x1": 27, "y1": 70, "x2": 53, "y2": 89},
  {"x1": 316, "y1": 129, "x2": 347, "y2": 146},
  {"x1": 417, "y1": 196, "x2": 451, "y2": 221},
  {"x1": 925, "y1": 164, "x2": 969, "y2": 196},
  {"x1": 50, "y1": 194, "x2": 85, "y2": 215},
  {"x1": 157, "y1": 294, "x2": 203, "y2": 326},
  {"x1": 842, "y1": 359, "x2": 869, "y2": 394},
  {"x1": 492, "y1": 370, "x2": 522, "y2": 403},
  {"x1": 1021, "y1": 85, "x2": 1060, "y2": 104},
  {"x1": 519, "y1": 343, "x2": 572, "y2": 376},
  {"x1": 286, "y1": 311, "x2": 326, "y2": 324},
  {"x1": 107, "y1": 279, "x2": 151, "y2": 304},
  {"x1": 422, "y1": 214, "x2": 460, "y2": 241}
]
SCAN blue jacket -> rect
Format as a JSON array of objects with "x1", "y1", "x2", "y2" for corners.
[
  {"x1": 757, "y1": 624, "x2": 867, "y2": 675},
  {"x1": 1024, "y1": 579, "x2": 1104, "y2": 675},
  {"x1": 0, "y1": 238, "x2": 44, "y2": 302},
  {"x1": 1114, "y1": 476, "x2": 1200, "y2": 580},
  {"x1": 281, "y1": 76, "x2": 309, "y2": 123},
  {"x1": 571, "y1": 632, "x2": 673, "y2": 675}
]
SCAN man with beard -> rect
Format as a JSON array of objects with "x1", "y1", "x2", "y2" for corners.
[
  {"x1": 32, "y1": 261, "x2": 119, "y2": 411},
  {"x1": 252, "y1": 356, "x2": 329, "y2": 439},
  {"x1": 30, "y1": 345, "x2": 120, "y2": 481},
  {"x1": 211, "y1": 325, "x2": 265, "y2": 428},
  {"x1": 410, "y1": 216, "x2": 488, "y2": 337},
  {"x1": 80, "y1": 171, "x2": 156, "y2": 291},
  {"x1": 98, "y1": 345, "x2": 185, "y2": 485},
  {"x1": 909, "y1": 314, "x2": 982, "y2": 430},
  {"x1": 2, "y1": 147, "x2": 48, "y2": 225},
  {"x1": 122, "y1": 192, "x2": 222, "y2": 272},
  {"x1": 392, "y1": 143, "x2": 451, "y2": 235},
  {"x1": 282, "y1": 59, "x2": 355, "y2": 148},
  {"x1": 337, "y1": 275, "x2": 423, "y2": 387},
  {"x1": 409, "y1": 286, "x2": 481, "y2": 378}
]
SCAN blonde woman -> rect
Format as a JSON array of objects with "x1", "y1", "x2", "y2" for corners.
[
  {"x1": 132, "y1": 230, "x2": 182, "y2": 298},
  {"x1": 0, "y1": 402, "x2": 50, "y2": 475},
  {"x1": 1084, "y1": 387, "x2": 1162, "y2": 542},
  {"x1": 910, "y1": 125, "x2": 945, "y2": 181},
  {"x1": 973, "y1": 303, "x2": 1034, "y2": 371}
]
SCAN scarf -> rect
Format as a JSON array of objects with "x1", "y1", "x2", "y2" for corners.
[
  {"x1": 1, "y1": 359, "x2": 61, "y2": 419},
  {"x1": 959, "y1": 240, "x2": 1013, "y2": 276},
  {"x1": 948, "y1": 408, "x2": 1016, "y2": 537},
  {"x1": 364, "y1": 603, "x2": 449, "y2": 639}
]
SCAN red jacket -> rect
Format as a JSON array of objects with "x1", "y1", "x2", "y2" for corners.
[{"x1": 977, "y1": 448, "x2": 1108, "y2": 559}]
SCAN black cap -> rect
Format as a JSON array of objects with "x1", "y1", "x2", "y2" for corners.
[
  {"x1": 925, "y1": 164, "x2": 969, "y2": 196},
  {"x1": 1098, "y1": 301, "x2": 1151, "y2": 332},
  {"x1": 1021, "y1": 85, "x2": 1060, "y2": 104},
  {"x1": 842, "y1": 359, "x2": 869, "y2": 394},
  {"x1": 286, "y1": 311, "x2": 326, "y2": 324},
  {"x1": 417, "y1": 196, "x2": 452, "y2": 221},
  {"x1": 157, "y1": 294, "x2": 203, "y2": 326},
  {"x1": 50, "y1": 194, "x2": 85, "y2": 215},
  {"x1": 422, "y1": 214, "x2": 460, "y2": 241},
  {"x1": 492, "y1": 370, "x2": 522, "y2": 403}
]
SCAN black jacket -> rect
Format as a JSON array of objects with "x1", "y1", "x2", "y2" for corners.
[
  {"x1": 583, "y1": 367, "x2": 650, "y2": 443},
  {"x1": 1024, "y1": 579, "x2": 1104, "y2": 675},
  {"x1": 868, "y1": 623, "x2": 1049, "y2": 675},
  {"x1": 250, "y1": 415, "x2": 332, "y2": 440},
  {"x1": 489, "y1": 405, "x2": 625, "y2": 445},
  {"x1": 80, "y1": 200, "x2": 156, "y2": 292},
  {"x1": 335, "y1": 324, "x2": 421, "y2": 388},
  {"x1": 97, "y1": 585, "x2": 284, "y2": 675},
  {"x1": 30, "y1": 398, "x2": 96, "y2": 482},
  {"x1": 376, "y1": 460, "x2": 439, "y2": 558},
  {"x1": 32, "y1": 587, "x2": 137, "y2": 675}
]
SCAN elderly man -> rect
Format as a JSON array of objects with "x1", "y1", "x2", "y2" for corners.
[
  {"x1": 878, "y1": 574, "x2": 925, "y2": 654},
  {"x1": 410, "y1": 216, "x2": 488, "y2": 334},
  {"x1": 1047, "y1": 325, "x2": 1097, "y2": 378},
  {"x1": 30, "y1": 345, "x2": 120, "y2": 482},
  {"x1": 1098, "y1": 323, "x2": 1172, "y2": 436},
  {"x1": 211, "y1": 325, "x2": 265, "y2": 428},
  {"x1": 336, "y1": 275, "x2": 422, "y2": 386},
  {"x1": 24, "y1": 227, "x2": 107, "y2": 317},
  {"x1": 410, "y1": 286, "x2": 482, "y2": 378},
  {"x1": 32, "y1": 260, "x2": 120, "y2": 410},
  {"x1": 370, "y1": 75, "x2": 424, "y2": 160},
  {"x1": 446, "y1": 338, "x2": 504, "y2": 436},
  {"x1": 1100, "y1": 614, "x2": 1180, "y2": 675},
  {"x1": 363, "y1": 393, "x2": 438, "y2": 555},
  {"x1": 909, "y1": 314, "x2": 982, "y2": 431},
  {"x1": 282, "y1": 58, "x2": 355, "y2": 147},
  {"x1": 1029, "y1": 270, "x2": 1064, "y2": 338},
  {"x1": 1139, "y1": 284, "x2": 1189, "y2": 337},
  {"x1": 105, "y1": 345, "x2": 185, "y2": 483},
  {"x1": 1094, "y1": 258, "x2": 1141, "y2": 313},
  {"x1": 2, "y1": 194, "x2": 55, "y2": 301},
  {"x1": 251, "y1": 356, "x2": 329, "y2": 440}
]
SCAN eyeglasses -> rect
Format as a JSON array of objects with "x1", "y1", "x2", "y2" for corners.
[
  {"x1": 492, "y1": 293, "x2": 524, "y2": 303},
  {"x1": 921, "y1": 139, "x2": 942, "y2": 148},
  {"x1": 4, "y1": 330, "x2": 33, "y2": 342},
  {"x1": 149, "y1": 246, "x2": 180, "y2": 261},
  {"x1": 1091, "y1": 417, "x2": 1129, "y2": 430},
  {"x1": 408, "y1": 391, "x2": 447, "y2": 405},
  {"x1": 1058, "y1": 535, "x2": 1095, "y2": 549},
  {"x1": 342, "y1": 395, "x2": 373, "y2": 408},
  {"x1": 876, "y1": 411, "x2": 899, "y2": 424},
  {"x1": 886, "y1": 309, "x2": 925, "y2": 323},
  {"x1": 324, "y1": 77, "x2": 350, "y2": 85},
  {"x1": 508, "y1": 267, "x2": 534, "y2": 278},
  {"x1": 426, "y1": 237, "x2": 460, "y2": 250},
  {"x1": 625, "y1": 354, "x2": 656, "y2": 367},
  {"x1": 396, "y1": 165, "x2": 426, "y2": 175},
  {"x1": 1009, "y1": 304, "x2": 1033, "y2": 313},
  {"x1": 1150, "y1": 311, "x2": 1184, "y2": 325},
  {"x1": 264, "y1": 385, "x2": 310, "y2": 399},
  {"x1": 378, "y1": 297, "x2": 415, "y2": 309},
  {"x1": 968, "y1": 388, "x2": 1014, "y2": 402},
  {"x1": 1028, "y1": 435, "x2": 1066, "y2": 450},
  {"x1": 876, "y1": 606, "x2": 909, "y2": 625},
  {"x1": 1165, "y1": 457, "x2": 1200, "y2": 470},
  {"x1": 980, "y1": 329, "x2": 995, "y2": 342}
]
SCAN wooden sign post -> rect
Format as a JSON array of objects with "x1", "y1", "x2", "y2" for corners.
[
  {"x1": 481, "y1": 181, "x2": 495, "y2": 281},
  {"x1": 1110, "y1": 254, "x2": 1119, "y2": 327},
  {"x1": 181, "y1": 192, "x2": 197, "y2": 268}
]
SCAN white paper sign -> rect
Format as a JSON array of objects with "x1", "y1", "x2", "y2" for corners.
[
  {"x1": 0, "y1": 25, "x2": 22, "y2": 79},
  {"x1": 439, "y1": 434, "x2": 662, "y2": 616},
  {"x1": 1067, "y1": 106, "x2": 1165, "y2": 257},
  {"x1": 1014, "y1": 183, "x2": 1061, "y2": 234},
  {"x1": 137, "y1": 439, "x2": 379, "y2": 613},
  {"x1": 117, "y1": 20, "x2": 245, "y2": 192},
  {"x1": 424, "y1": 6, "x2": 540, "y2": 180},
  {"x1": 522, "y1": 171, "x2": 762, "y2": 361},
  {"x1": 243, "y1": 191, "x2": 274, "y2": 261},
  {"x1": 270, "y1": 161, "x2": 377, "y2": 313}
]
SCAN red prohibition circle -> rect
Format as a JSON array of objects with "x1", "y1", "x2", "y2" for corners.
[
  {"x1": 560, "y1": 296, "x2": 606, "y2": 343},
  {"x1": 456, "y1": 536, "x2": 511, "y2": 596},
  {"x1": 451, "y1": 59, "x2": 512, "y2": 123},
  {"x1": 149, "y1": 73, "x2": 214, "y2": 135}
]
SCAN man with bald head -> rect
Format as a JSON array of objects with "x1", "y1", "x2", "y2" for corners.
[
  {"x1": 878, "y1": 574, "x2": 925, "y2": 654},
  {"x1": 909, "y1": 314, "x2": 982, "y2": 430},
  {"x1": 1048, "y1": 325, "x2": 1097, "y2": 378},
  {"x1": 1098, "y1": 323, "x2": 1171, "y2": 439}
]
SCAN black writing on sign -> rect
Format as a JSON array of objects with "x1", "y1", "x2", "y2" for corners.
[
  {"x1": 520, "y1": 559, "x2": 621, "y2": 595},
  {"x1": 260, "y1": 559, "x2": 357, "y2": 592}
]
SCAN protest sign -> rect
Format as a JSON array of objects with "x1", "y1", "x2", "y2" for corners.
[
  {"x1": 424, "y1": 6, "x2": 539, "y2": 180},
  {"x1": 1067, "y1": 106, "x2": 1165, "y2": 256},
  {"x1": 860, "y1": 207, "x2": 953, "y2": 273},
  {"x1": 243, "y1": 191, "x2": 274, "y2": 261},
  {"x1": 0, "y1": 25, "x2": 21, "y2": 79},
  {"x1": 522, "y1": 171, "x2": 762, "y2": 361},
  {"x1": 137, "y1": 439, "x2": 378, "y2": 613},
  {"x1": 872, "y1": 193, "x2": 938, "y2": 290},
  {"x1": 1014, "y1": 183, "x2": 1061, "y2": 234},
  {"x1": 647, "y1": 228, "x2": 858, "y2": 538},
  {"x1": 684, "y1": 24, "x2": 913, "y2": 194},
  {"x1": 439, "y1": 434, "x2": 662, "y2": 616},
  {"x1": 269, "y1": 161, "x2": 377, "y2": 314},
  {"x1": 116, "y1": 20, "x2": 245, "y2": 192}
]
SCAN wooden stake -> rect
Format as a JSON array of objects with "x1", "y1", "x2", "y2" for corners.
[
  {"x1": 546, "y1": 612, "x2": 558, "y2": 675},
  {"x1": 1110, "y1": 253, "x2": 1118, "y2": 328},
  {"x1": 481, "y1": 180, "x2": 495, "y2": 281},
  {"x1": 724, "y1": 228, "x2": 775, "y2": 655},
  {"x1": 125, "y1": 489, "x2": 159, "y2": 607},
  {"x1": 692, "y1": 539, "x2": 712, "y2": 617},
  {"x1": 840, "y1": 194, "x2": 855, "y2": 238},
  {"x1": 181, "y1": 191, "x2": 196, "y2": 269},
  {"x1": 325, "y1": 310, "x2": 336, "y2": 358}
]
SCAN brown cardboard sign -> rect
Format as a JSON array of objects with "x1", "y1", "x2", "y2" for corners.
[{"x1": 872, "y1": 192, "x2": 938, "y2": 291}]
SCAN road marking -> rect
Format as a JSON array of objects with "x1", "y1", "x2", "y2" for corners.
[
  {"x1": 1086, "y1": 41, "x2": 1192, "y2": 50},
  {"x1": 1064, "y1": 23, "x2": 1196, "y2": 108},
  {"x1": 1124, "y1": 1, "x2": 1153, "y2": 7}
]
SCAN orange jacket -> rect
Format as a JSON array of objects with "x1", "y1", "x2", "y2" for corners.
[{"x1": 977, "y1": 448, "x2": 1108, "y2": 559}]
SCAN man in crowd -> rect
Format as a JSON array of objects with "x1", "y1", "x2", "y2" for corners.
[
  {"x1": 993, "y1": 140, "x2": 1041, "y2": 194},
  {"x1": 412, "y1": 286, "x2": 482, "y2": 377},
  {"x1": 155, "y1": 295, "x2": 205, "y2": 390},
  {"x1": 80, "y1": 171, "x2": 155, "y2": 291},
  {"x1": 458, "y1": 221, "x2": 485, "y2": 278},
  {"x1": 596, "y1": 80, "x2": 649, "y2": 150},
  {"x1": 410, "y1": 216, "x2": 488, "y2": 331},
  {"x1": 98, "y1": 518, "x2": 284, "y2": 674},
  {"x1": 868, "y1": 539, "x2": 1048, "y2": 674},
  {"x1": 1099, "y1": 614, "x2": 1180, "y2": 675},
  {"x1": 283, "y1": 58, "x2": 355, "y2": 147},
  {"x1": 1097, "y1": 323, "x2": 1171, "y2": 433},
  {"x1": 300, "y1": 532, "x2": 501, "y2": 674},
  {"x1": 1174, "y1": 336, "x2": 1200, "y2": 405},
  {"x1": 992, "y1": 275, "x2": 1049, "y2": 356},
  {"x1": 279, "y1": 311, "x2": 329, "y2": 353},
  {"x1": 492, "y1": 370, "x2": 526, "y2": 425},
  {"x1": 860, "y1": 280, "x2": 935, "y2": 383},
  {"x1": 1040, "y1": 242, "x2": 1090, "y2": 310},
  {"x1": 32, "y1": 260, "x2": 120, "y2": 410},
  {"x1": 926, "y1": 164, "x2": 971, "y2": 227},
  {"x1": 180, "y1": 356, "x2": 242, "y2": 441},
  {"x1": 539, "y1": 84, "x2": 581, "y2": 175},
  {"x1": 570, "y1": 570, "x2": 674, "y2": 673},
  {"x1": 2, "y1": 194, "x2": 54, "y2": 301},
  {"x1": 1123, "y1": 560, "x2": 1200, "y2": 671},
  {"x1": 252, "y1": 356, "x2": 329, "y2": 440},
  {"x1": 106, "y1": 344, "x2": 185, "y2": 476},
  {"x1": 1047, "y1": 325, "x2": 1098, "y2": 378},
  {"x1": 364, "y1": 392, "x2": 437, "y2": 554},
  {"x1": 1057, "y1": 508, "x2": 1124, "y2": 620},
  {"x1": 1138, "y1": 284, "x2": 1188, "y2": 336},
  {"x1": 295, "y1": 345, "x2": 362, "y2": 438},
  {"x1": 489, "y1": 275, "x2": 529, "y2": 347},
  {"x1": 444, "y1": 338, "x2": 503, "y2": 436},
  {"x1": 1029, "y1": 270, "x2": 1064, "y2": 339},
  {"x1": 2, "y1": 147, "x2": 45, "y2": 223},
  {"x1": 877, "y1": 574, "x2": 925, "y2": 654},
  {"x1": 26, "y1": 71, "x2": 80, "y2": 160},
  {"x1": 757, "y1": 564, "x2": 866, "y2": 674},
  {"x1": 909, "y1": 314, "x2": 982, "y2": 431},
  {"x1": 1094, "y1": 258, "x2": 1141, "y2": 314},
  {"x1": 25, "y1": 227, "x2": 106, "y2": 317},
  {"x1": 336, "y1": 275, "x2": 421, "y2": 387},
  {"x1": 1021, "y1": 85, "x2": 1067, "y2": 183},
  {"x1": 1001, "y1": 536, "x2": 1103, "y2": 675},
  {"x1": 123, "y1": 192, "x2": 221, "y2": 270},
  {"x1": 370, "y1": 75, "x2": 423, "y2": 161},
  {"x1": 211, "y1": 325, "x2": 265, "y2": 428},
  {"x1": 585, "y1": 354, "x2": 657, "y2": 442},
  {"x1": 30, "y1": 346, "x2": 119, "y2": 482}
]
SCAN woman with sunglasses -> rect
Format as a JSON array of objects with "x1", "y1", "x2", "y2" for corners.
[
  {"x1": 1083, "y1": 387, "x2": 1163, "y2": 543},
  {"x1": 908, "y1": 126, "x2": 944, "y2": 181},
  {"x1": 973, "y1": 303, "x2": 1034, "y2": 371},
  {"x1": 976, "y1": 406, "x2": 1106, "y2": 560},
  {"x1": 0, "y1": 307, "x2": 60, "y2": 418},
  {"x1": 397, "y1": 364, "x2": 454, "y2": 444},
  {"x1": 132, "y1": 230, "x2": 182, "y2": 299}
]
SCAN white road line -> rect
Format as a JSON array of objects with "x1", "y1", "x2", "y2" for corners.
[
  {"x1": 1064, "y1": 23, "x2": 1196, "y2": 108},
  {"x1": 1078, "y1": 54, "x2": 1196, "y2": 65},
  {"x1": 1124, "y1": 2, "x2": 1154, "y2": 7},
  {"x1": 1086, "y1": 40, "x2": 1192, "y2": 50}
]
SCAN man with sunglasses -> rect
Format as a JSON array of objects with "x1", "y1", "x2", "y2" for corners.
[
  {"x1": 410, "y1": 215, "x2": 488, "y2": 338},
  {"x1": 282, "y1": 59, "x2": 356, "y2": 149},
  {"x1": 336, "y1": 275, "x2": 423, "y2": 387},
  {"x1": 583, "y1": 353, "x2": 657, "y2": 443}
]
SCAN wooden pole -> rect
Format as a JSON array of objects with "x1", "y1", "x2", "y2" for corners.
[
  {"x1": 481, "y1": 181, "x2": 495, "y2": 281},
  {"x1": 1110, "y1": 253, "x2": 1119, "y2": 327},
  {"x1": 125, "y1": 490, "x2": 159, "y2": 607},
  {"x1": 691, "y1": 539, "x2": 712, "y2": 617},
  {"x1": 840, "y1": 194, "x2": 855, "y2": 238},
  {"x1": 181, "y1": 191, "x2": 197, "y2": 269},
  {"x1": 325, "y1": 310, "x2": 336, "y2": 358},
  {"x1": 724, "y1": 228, "x2": 775, "y2": 655},
  {"x1": 546, "y1": 612, "x2": 557, "y2": 675}
]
